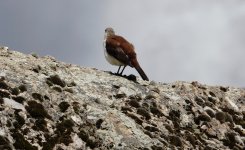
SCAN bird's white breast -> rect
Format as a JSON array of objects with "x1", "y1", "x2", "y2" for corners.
[{"x1": 103, "y1": 40, "x2": 124, "y2": 66}]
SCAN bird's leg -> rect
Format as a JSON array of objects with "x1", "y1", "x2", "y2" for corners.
[
  {"x1": 117, "y1": 66, "x2": 121, "y2": 74},
  {"x1": 120, "y1": 66, "x2": 126, "y2": 75}
]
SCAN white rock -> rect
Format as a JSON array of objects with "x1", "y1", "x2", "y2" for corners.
[
  {"x1": 3, "y1": 98, "x2": 25, "y2": 111},
  {"x1": 224, "y1": 96, "x2": 239, "y2": 112}
]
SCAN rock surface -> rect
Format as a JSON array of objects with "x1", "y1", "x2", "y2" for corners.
[{"x1": 0, "y1": 47, "x2": 244, "y2": 150}]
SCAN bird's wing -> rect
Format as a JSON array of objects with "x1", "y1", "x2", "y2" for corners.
[{"x1": 106, "y1": 36, "x2": 132, "y2": 65}]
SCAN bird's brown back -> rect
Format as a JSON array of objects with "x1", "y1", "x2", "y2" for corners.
[{"x1": 106, "y1": 35, "x2": 138, "y2": 66}]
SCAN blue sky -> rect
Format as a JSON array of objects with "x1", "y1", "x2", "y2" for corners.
[{"x1": 0, "y1": 1, "x2": 245, "y2": 87}]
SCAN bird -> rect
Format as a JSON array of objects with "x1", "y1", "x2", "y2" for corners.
[{"x1": 103, "y1": 27, "x2": 149, "y2": 81}]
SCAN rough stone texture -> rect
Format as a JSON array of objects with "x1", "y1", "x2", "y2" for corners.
[{"x1": 0, "y1": 46, "x2": 244, "y2": 150}]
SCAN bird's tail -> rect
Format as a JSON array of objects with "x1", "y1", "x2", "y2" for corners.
[{"x1": 135, "y1": 64, "x2": 149, "y2": 81}]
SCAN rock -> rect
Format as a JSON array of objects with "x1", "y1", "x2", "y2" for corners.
[
  {"x1": 128, "y1": 99, "x2": 141, "y2": 108},
  {"x1": 0, "y1": 48, "x2": 244, "y2": 149},
  {"x1": 204, "y1": 106, "x2": 216, "y2": 118},
  {"x1": 3, "y1": 98, "x2": 25, "y2": 111},
  {"x1": 46, "y1": 74, "x2": 66, "y2": 87},
  {"x1": 215, "y1": 111, "x2": 226, "y2": 123},
  {"x1": 137, "y1": 107, "x2": 151, "y2": 120}
]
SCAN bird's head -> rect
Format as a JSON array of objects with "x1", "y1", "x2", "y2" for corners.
[{"x1": 104, "y1": 27, "x2": 115, "y2": 38}]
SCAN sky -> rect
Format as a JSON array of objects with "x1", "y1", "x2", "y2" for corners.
[{"x1": 0, "y1": 1, "x2": 245, "y2": 87}]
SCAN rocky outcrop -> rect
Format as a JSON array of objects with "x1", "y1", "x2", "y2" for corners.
[{"x1": 0, "y1": 47, "x2": 244, "y2": 150}]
